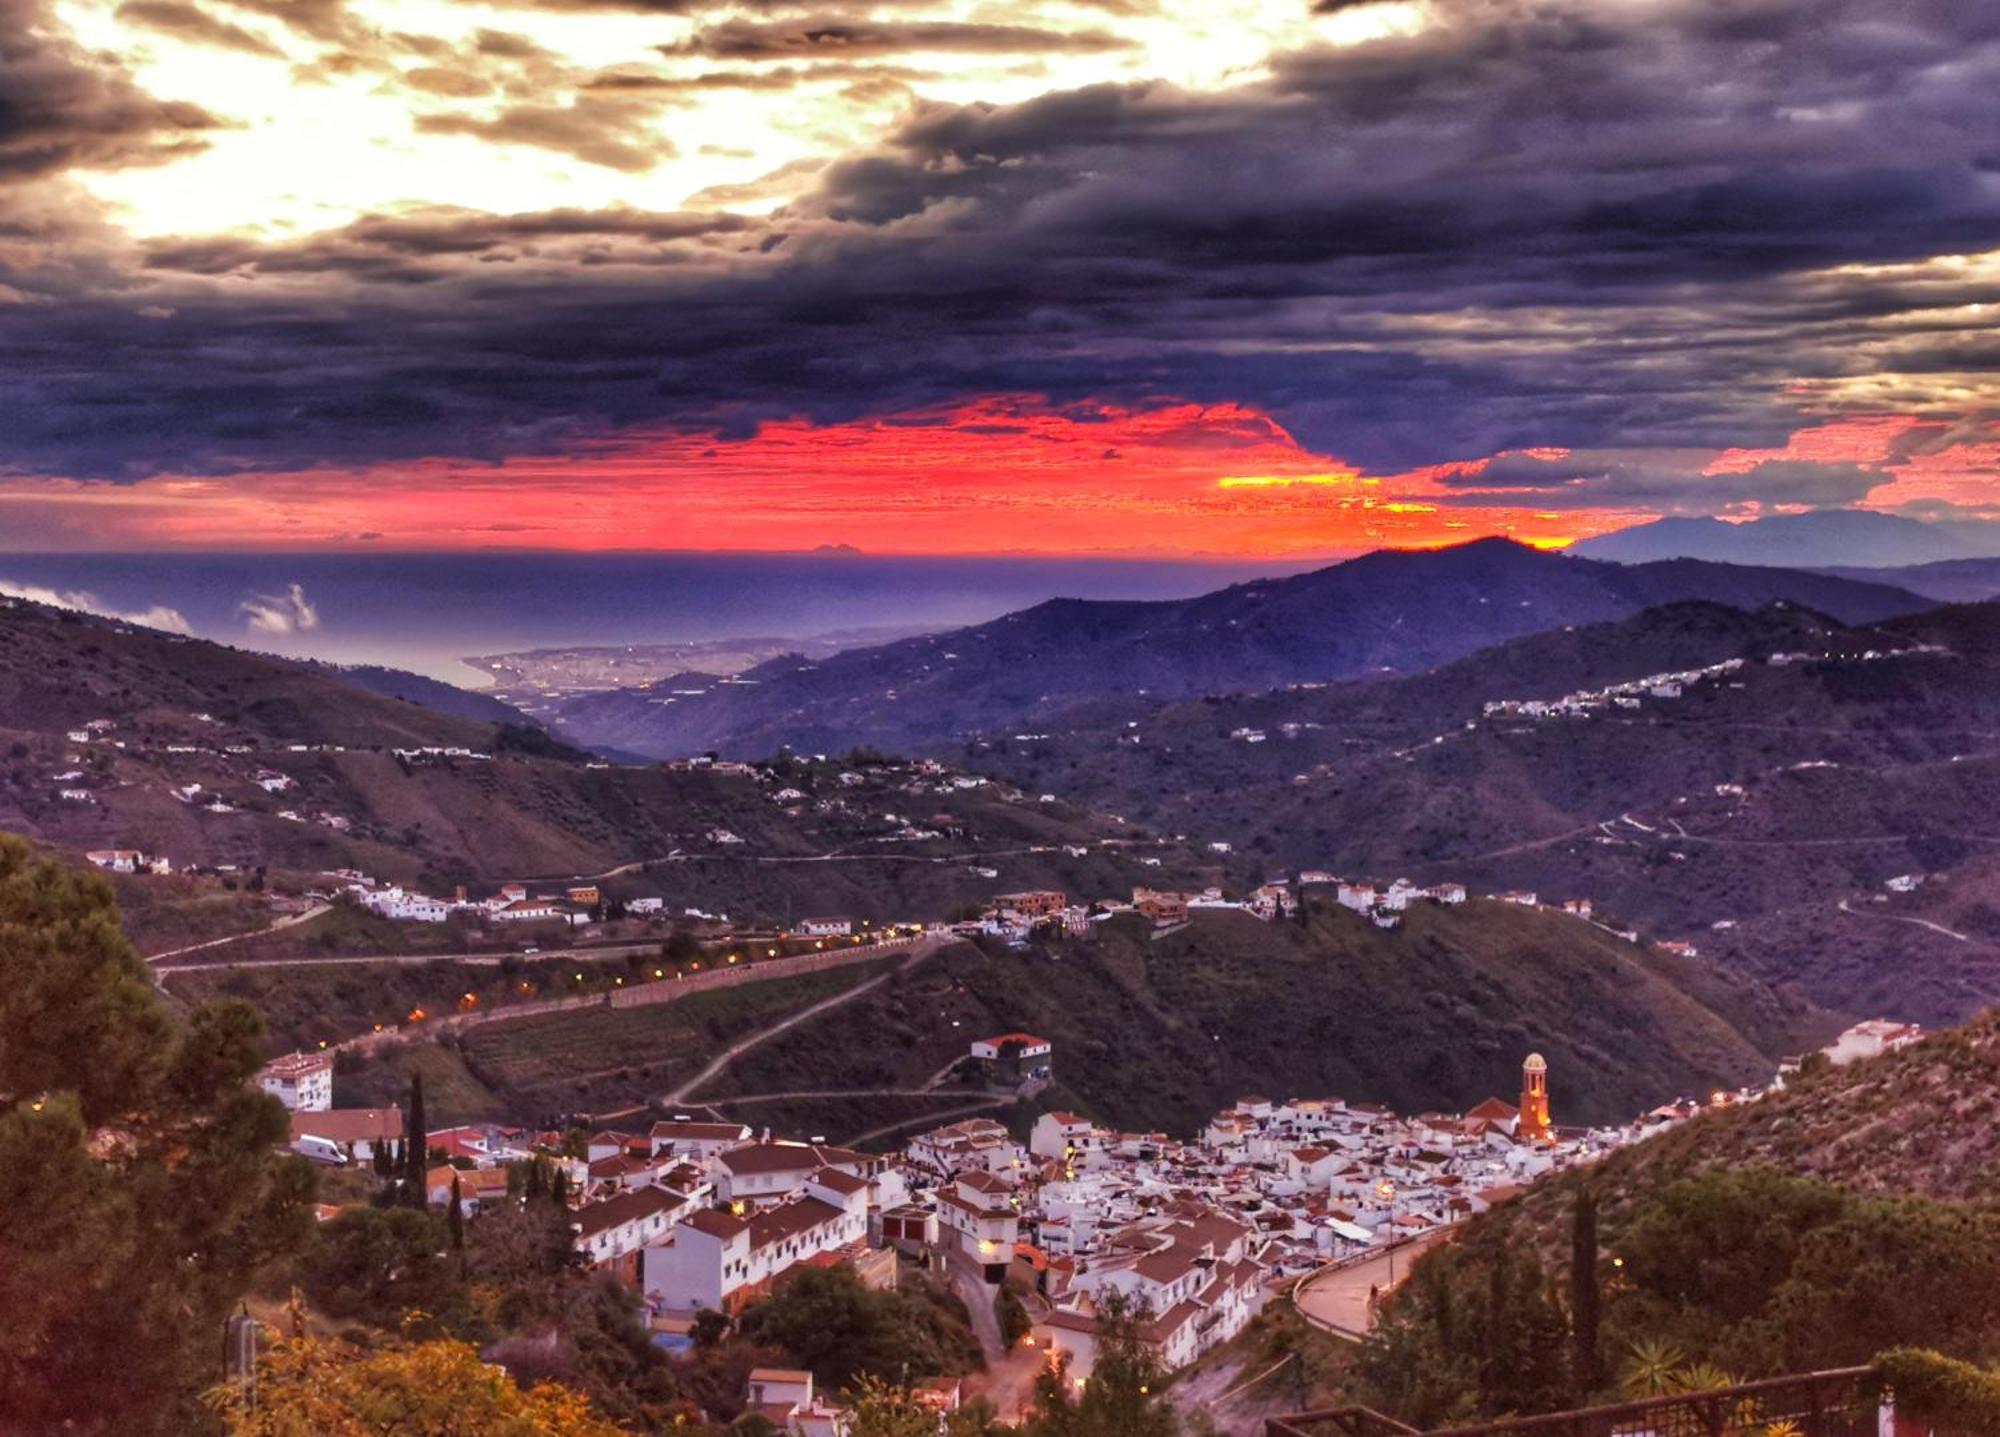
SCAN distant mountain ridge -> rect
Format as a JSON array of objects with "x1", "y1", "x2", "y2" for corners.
[
  {"x1": 1574, "y1": 510, "x2": 2000, "y2": 568},
  {"x1": 550, "y1": 538, "x2": 1932, "y2": 759},
  {"x1": 1811, "y1": 557, "x2": 2000, "y2": 605}
]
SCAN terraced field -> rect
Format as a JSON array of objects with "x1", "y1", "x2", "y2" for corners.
[{"x1": 454, "y1": 957, "x2": 902, "y2": 1109}]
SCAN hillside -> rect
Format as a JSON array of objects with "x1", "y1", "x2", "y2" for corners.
[
  {"x1": 547, "y1": 539, "x2": 1929, "y2": 759},
  {"x1": 1468, "y1": 1011, "x2": 2000, "y2": 1269},
  {"x1": 0, "y1": 596, "x2": 1217, "y2": 927},
  {"x1": 326, "y1": 663, "x2": 534, "y2": 726},
  {"x1": 1594, "y1": 1012, "x2": 2000, "y2": 1204},
  {"x1": 968, "y1": 599, "x2": 2000, "y2": 1024},
  {"x1": 369, "y1": 900, "x2": 1824, "y2": 1137}
]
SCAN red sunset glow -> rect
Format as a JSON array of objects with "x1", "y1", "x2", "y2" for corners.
[{"x1": 2, "y1": 397, "x2": 1989, "y2": 556}]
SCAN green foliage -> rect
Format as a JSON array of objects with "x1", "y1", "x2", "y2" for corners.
[
  {"x1": 997, "y1": 1284, "x2": 1033, "y2": 1347},
  {"x1": 1877, "y1": 1348, "x2": 2000, "y2": 1432},
  {"x1": 735, "y1": 1266, "x2": 981, "y2": 1393},
  {"x1": 1019, "y1": 1295, "x2": 1179, "y2": 1437},
  {"x1": 1615, "y1": 1168, "x2": 1847, "y2": 1330},
  {"x1": 0, "y1": 834, "x2": 317, "y2": 1434},
  {"x1": 690, "y1": 1307, "x2": 732, "y2": 1347},
  {"x1": 1364, "y1": 1166, "x2": 2000, "y2": 1428},
  {"x1": 844, "y1": 1374, "x2": 998, "y2": 1436},
  {"x1": 208, "y1": 1333, "x2": 623, "y2": 1435},
  {"x1": 299, "y1": 1206, "x2": 455, "y2": 1325},
  {"x1": 1354, "y1": 1242, "x2": 1572, "y2": 1427}
]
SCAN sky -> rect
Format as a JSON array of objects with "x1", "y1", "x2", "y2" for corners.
[{"x1": 2, "y1": 0, "x2": 1998, "y2": 557}]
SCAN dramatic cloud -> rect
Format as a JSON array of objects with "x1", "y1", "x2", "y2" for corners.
[
  {"x1": 2, "y1": 0, "x2": 1998, "y2": 548},
  {"x1": 662, "y1": 17, "x2": 1134, "y2": 59},
  {"x1": 0, "y1": 0, "x2": 221, "y2": 183},
  {"x1": 1441, "y1": 454, "x2": 1889, "y2": 512},
  {"x1": 0, "y1": 580, "x2": 192, "y2": 632},
  {"x1": 239, "y1": 583, "x2": 319, "y2": 634},
  {"x1": 414, "y1": 95, "x2": 676, "y2": 171},
  {"x1": 115, "y1": 0, "x2": 282, "y2": 56}
]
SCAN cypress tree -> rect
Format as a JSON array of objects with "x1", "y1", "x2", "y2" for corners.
[
  {"x1": 448, "y1": 1174, "x2": 465, "y2": 1252},
  {"x1": 403, "y1": 1073, "x2": 427, "y2": 1205},
  {"x1": 1570, "y1": 1183, "x2": 1602, "y2": 1395}
]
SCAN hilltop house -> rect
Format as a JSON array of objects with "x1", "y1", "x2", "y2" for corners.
[
  {"x1": 493, "y1": 897, "x2": 566, "y2": 923},
  {"x1": 994, "y1": 890, "x2": 1067, "y2": 920},
  {"x1": 259, "y1": 1051, "x2": 335, "y2": 1112},
  {"x1": 968, "y1": 1032, "x2": 1053, "y2": 1084},
  {"x1": 85, "y1": 849, "x2": 144, "y2": 873}
]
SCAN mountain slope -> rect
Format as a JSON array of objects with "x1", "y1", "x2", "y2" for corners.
[
  {"x1": 1574, "y1": 510, "x2": 1995, "y2": 567},
  {"x1": 326, "y1": 664, "x2": 533, "y2": 727},
  {"x1": 550, "y1": 540, "x2": 1929, "y2": 759},
  {"x1": 707, "y1": 901, "x2": 1820, "y2": 1134},
  {"x1": 0, "y1": 595, "x2": 1216, "y2": 918},
  {"x1": 969, "y1": 599, "x2": 2000, "y2": 1024},
  {"x1": 324, "y1": 900, "x2": 1822, "y2": 1134}
]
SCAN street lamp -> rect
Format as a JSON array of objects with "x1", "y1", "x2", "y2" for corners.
[{"x1": 1377, "y1": 1178, "x2": 1398, "y2": 1288}]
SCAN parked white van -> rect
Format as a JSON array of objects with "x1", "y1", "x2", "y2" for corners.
[{"x1": 292, "y1": 1134, "x2": 349, "y2": 1165}]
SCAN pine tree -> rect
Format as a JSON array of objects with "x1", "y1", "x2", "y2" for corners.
[
  {"x1": 1570, "y1": 1184, "x2": 1602, "y2": 1396},
  {"x1": 0, "y1": 835, "x2": 315, "y2": 1430}
]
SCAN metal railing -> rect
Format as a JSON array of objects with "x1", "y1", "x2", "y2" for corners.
[
  {"x1": 1269, "y1": 1367, "x2": 1882, "y2": 1437},
  {"x1": 1266, "y1": 1408, "x2": 1420, "y2": 1437}
]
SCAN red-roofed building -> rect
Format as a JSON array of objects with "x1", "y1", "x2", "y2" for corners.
[
  {"x1": 259, "y1": 1050, "x2": 334, "y2": 1112},
  {"x1": 643, "y1": 1168, "x2": 872, "y2": 1314}
]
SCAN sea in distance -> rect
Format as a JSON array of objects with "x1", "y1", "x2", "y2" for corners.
[{"x1": 0, "y1": 550, "x2": 1321, "y2": 684}]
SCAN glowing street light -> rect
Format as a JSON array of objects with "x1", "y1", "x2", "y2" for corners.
[{"x1": 1377, "y1": 1178, "x2": 1400, "y2": 1287}]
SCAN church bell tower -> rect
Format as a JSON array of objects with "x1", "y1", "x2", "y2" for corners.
[{"x1": 1519, "y1": 1052, "x2": 1552, "y2": 1141}]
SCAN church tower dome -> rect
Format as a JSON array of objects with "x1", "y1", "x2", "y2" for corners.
[{"x1": 1519, "y1": 1053, "x2": 1552, "y2": 1141}]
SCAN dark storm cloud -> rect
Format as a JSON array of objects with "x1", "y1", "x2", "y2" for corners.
[
  {"x1": 140, "y1": 206, "x2": 753, "y2": 281},
  {"x1": 6, "y1": 0, "x2": 2000, "y2": 498},
  {"x1": 660, "y1": 17, "x2": 1134, "y2": 60},
  {"x1": 1438, "y1": 454, "x2": 1888, "y2": 512},
  {"x1": 0, "y1": 0, "x2": 222, "y2": 182},
  {"x1": 116, "y1": 0, "x2": 285, "y2": 56}
]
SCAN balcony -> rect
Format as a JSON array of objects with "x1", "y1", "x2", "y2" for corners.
[{"x1": 1268, "y1": 1366, "x2": 1885, "y2": 1437}]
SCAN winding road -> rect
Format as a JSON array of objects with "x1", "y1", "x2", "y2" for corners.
[
  {"x1": 1835, "y1": 897, "x2": 1975, "y2": 943},
  {"x1": 142, "y1": 902, "x2": 330, "y2": 967},
  {"x1": 663, "y1": 935, "x2": 949, "y2": 1105}
]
